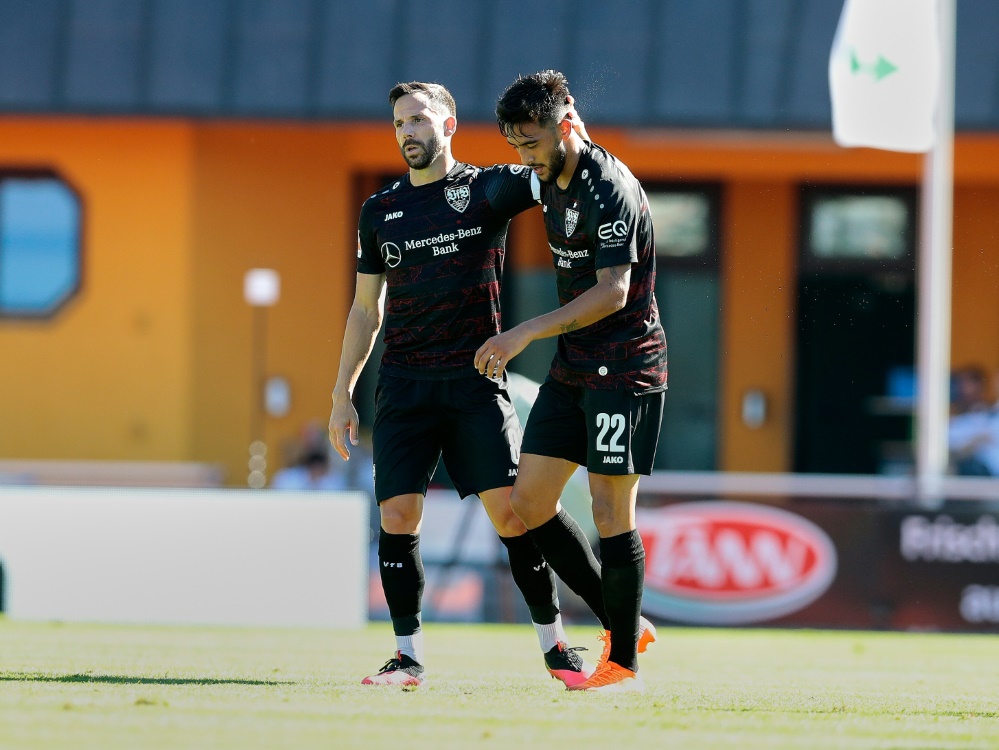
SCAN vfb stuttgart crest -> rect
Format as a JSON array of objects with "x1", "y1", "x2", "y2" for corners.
[
  {"x1": 565, "y1": 208, "x2": 579, "y2": 236},
  {"x1": 445, "y1": 185, "x2": 470, "y2": 213}
]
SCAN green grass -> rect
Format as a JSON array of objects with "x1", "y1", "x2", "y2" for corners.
[{"x1": 1, "y1": 618, "x2": 997, "y2": 750}]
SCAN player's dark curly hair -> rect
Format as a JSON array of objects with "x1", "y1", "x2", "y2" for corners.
[
  {"x1": 388, "y1": 81, "x2": 456, "y2": 118},
  {"x1": 496, "y1": 70, "x2": 571, "y2": 137}
]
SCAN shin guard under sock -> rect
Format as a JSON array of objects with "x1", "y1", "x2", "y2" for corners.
[
  {"x1": 599, "y1": 530, "x2": 646, "y2": 672},
  {"x1": 499, "y1": 533, "x2": 560, "y2": 625},
  {"x1": 378, "y1": 529, "x2": 425, "y2": 662},
  {"x1": 528, "y1": 509, "x2": 609, "y2": 629}
]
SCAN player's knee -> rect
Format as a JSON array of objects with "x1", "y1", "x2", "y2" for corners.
[
  {"x1": 510, "y1": 486, "x2": 558, "y2": 529},
  {"x1": 380, "y1": 517, "x2": 419, "y2": 535},
  {"x1": 509, "y1": 486, "x2": 535, "y2": 524},
  {"x1": 494, "y1": 513, "x2": 528, "y2": 537},
  {"x1": 379, "y1": 501, "x2": 420, "y2": 534}
]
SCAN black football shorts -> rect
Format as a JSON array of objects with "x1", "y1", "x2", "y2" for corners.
[
  {"x1": 521, "y1": 376, "x2": 664, "y2": 476},
  {"x1": 371, "y1": 372, "x2": 522, "y2": 502}
]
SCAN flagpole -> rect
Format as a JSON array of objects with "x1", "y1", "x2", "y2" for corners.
[{"x1": 914, "y1": 0, "x2": 956, "y2": 506}]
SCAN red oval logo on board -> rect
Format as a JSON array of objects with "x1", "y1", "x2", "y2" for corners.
[{"x1": 637, "y1": 502, "x2": 837, "y2": 624}]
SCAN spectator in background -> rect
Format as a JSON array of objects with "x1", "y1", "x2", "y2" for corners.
[
  {"x1": 948, "y1": 365, "x2": 999, "y2": 476},
  {"x1": 338, "y1": 426, "x2": 375, "y2": 497},
  {"x1": 270, "y1": 446, "x2": 349, "y2": 491}
]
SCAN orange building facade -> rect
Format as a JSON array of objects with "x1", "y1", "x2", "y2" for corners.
[{"x1": 2, "y1": 116, "x2": 998, "y2": 484}]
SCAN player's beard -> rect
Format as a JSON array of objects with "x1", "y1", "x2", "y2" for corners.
[
  {"x1": 537, "y1": 141, "x2": 567, "y2": 184},
  {"x1": 401, "y1": 132, "x2": 442, "y2": 170}
]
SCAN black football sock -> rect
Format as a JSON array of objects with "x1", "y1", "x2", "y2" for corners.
[
  {"x1": 528, "y1": 509, "x2": 609, "y2": 629},
  {"x1": 378, "y1": 529, "x2": 425, "y2": 637},
  {"x1": 599, "y1": 529, "x2": 646, "y2": 672},
  {"x1": 499, "y1": 532, "x2": 559, "y2": 625}
]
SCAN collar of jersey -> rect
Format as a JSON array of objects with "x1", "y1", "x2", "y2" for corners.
[{"x1": 404, "y1": 161, "x2": 470, "y2": 190}]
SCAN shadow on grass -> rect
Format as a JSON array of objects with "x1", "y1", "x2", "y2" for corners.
[{"x1": 0, "y1": 672, "x2": 288, "y2": 686}]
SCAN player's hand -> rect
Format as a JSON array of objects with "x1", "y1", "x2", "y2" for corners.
[
  {"x1": 566, "y1": 95, "x2": 589, "y2": 141},
  {"x1": 328, "y1": 392, "x2": 359, "y2": 461},
  {"x1": 474, "y1": 326, "x2": 532, "y2": 380}
]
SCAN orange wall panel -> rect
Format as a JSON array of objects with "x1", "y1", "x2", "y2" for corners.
[
  {"x1": 190, "y1": 124, "x2": 355, "y2": 485},
  {"x1": 720, "y1": 181, "x2": 797, "y2": 471},
  {"x1": 0, "y1": 119, "x2": 194, "y2": 460},
  {"x1": 951, "y1": 186, "x2": 999, "y2": 386}
]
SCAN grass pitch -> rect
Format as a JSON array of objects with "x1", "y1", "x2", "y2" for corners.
[{"x1": 1, "y1": 619, "x2": 996, "y2": 750}]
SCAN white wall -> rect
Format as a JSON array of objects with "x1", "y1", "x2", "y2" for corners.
[{"x1": 0, "y1": 487, "x2": 368, "y2": 627}]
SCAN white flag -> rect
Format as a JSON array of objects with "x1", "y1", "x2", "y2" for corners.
[{"x1": 829, "y1": 0, "x2": 940, "y2": 153}]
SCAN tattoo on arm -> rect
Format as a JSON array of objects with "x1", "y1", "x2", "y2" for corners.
[{"x1": 560, "y1": 319, "x2": 581, "y2": 334}]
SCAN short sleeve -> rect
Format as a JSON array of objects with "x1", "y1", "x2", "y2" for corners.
[
  {"x1": 483, "y1": 164, "x2": 541, "y2": 219},
  {"x1": 592, "y1": 182, "x2": 640, "y2": 270},
  {"x1": 356, "y1": 200, "x2": 384, "y2": 275}
]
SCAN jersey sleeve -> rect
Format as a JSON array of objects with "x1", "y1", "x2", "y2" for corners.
[
  {"x1": 592, "y1": 180, "x2": 641, "y2": 270},
  {"x1": 355, "y1": 199, "x2": 384, "y2": 275},
  {"x1": 482, "y1": 164, "x2": 541, "y2": 219}
]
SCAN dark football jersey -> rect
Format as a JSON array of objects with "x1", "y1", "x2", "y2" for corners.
[
  {"x1": 540, "y1": 141, "x2": 668, "y2": 394},
  {"x1": 357, "y1": 162, "x2": 540, "y2": 378}
]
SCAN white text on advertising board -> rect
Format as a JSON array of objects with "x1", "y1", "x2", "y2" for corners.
[{"x1": 637, "y1": 502, "x2": 838, "y2": 625}]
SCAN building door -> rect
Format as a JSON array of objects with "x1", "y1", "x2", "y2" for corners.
[{"x1": 794, "y1": 187, "x2": 918, "y2": 474}]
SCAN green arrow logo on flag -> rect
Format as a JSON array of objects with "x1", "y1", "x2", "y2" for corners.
[
  {"x1": 830, "y1": 0, "x2": 939, "y2": 152},
  {"x1": 849, "y1": 48, "x2": 898, "y2": 81}
]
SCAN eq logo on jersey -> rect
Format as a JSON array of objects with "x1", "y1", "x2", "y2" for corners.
[
  {"x1": 565, "y1": 208, "x2": 579, "y2": 236},
  {"x1": 598, "y1": 220, "x2": 628, "y2": 240},
  {"x1": 637, "y1": 501, "x2": 837, "y2": 625},
  {"x1": 380, "y1": 242, "x2": 402, "y2": 268},
  {"x1": 445, "y1": 185, "x2": 470, "y2": 213}
]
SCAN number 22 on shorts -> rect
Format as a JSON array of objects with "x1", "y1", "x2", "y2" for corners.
[{"x1": 595, "y1": 412, "x2": 626, "y2": 453}]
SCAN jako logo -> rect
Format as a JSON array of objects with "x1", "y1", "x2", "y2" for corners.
[{"x1": 637, "y1": 501, "x2": 837, "y2": 625}]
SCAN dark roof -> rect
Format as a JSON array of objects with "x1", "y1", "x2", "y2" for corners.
[{"x1": 1, "y1": 0, "x2": 998, "y2": 130}]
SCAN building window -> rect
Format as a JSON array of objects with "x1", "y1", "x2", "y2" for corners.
[
  {"x1": 647, "y1": 191, "x2": 716, "y2": 261},
  {"x1": 801, "y1": 186, "x2": 916, "y2": 272},
  {"x1": 0, "y1": 174, "x2": 82, "y2": 318}
]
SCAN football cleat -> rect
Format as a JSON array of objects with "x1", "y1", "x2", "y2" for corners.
[
  {"x1": 360, "y1": 651, "x2": 426, "y2": 687},
  {"x1": 567, "y1": 660, "x2": 645, "y2": 693},
  {"x1": 544, "y1": 642, "x2": 595, "y2": 688},
  {"x1": 597, "y1": 615, "x2": 658, "y2": 664}
]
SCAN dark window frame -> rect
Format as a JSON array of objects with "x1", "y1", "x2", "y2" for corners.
[
  {"x1": 0, "y1": 168, "x2": 85, "y2": 321},
  {"x1": 643, "y1": 181, "x2": 722, "y2": 272},
  {"x1": 798, "y1": 184, "x2": 918, "y2": 276}
]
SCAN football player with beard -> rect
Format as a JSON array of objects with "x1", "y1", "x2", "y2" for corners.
[
  {"x1": 476, "y1": 70, "x2": 667, "y2": 693},
  {"x1": 329, "y1": 81, "x2": 599, "y2": 688}
]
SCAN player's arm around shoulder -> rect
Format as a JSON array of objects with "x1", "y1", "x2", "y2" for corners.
[{"x1": 330, "y1": 272, "x2": 385, "y2": 460}]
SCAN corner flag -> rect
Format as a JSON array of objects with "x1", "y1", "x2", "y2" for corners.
[{"x1": 829, "y1": 0, "x2": 940, "y2": 153}]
